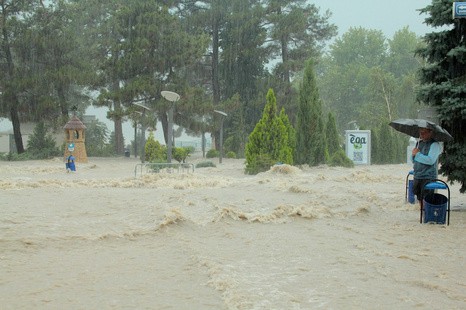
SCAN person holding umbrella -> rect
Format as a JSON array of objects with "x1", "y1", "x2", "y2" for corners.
[{"x1": 411, "y1": 127, "x2": 441, "y2": 204}]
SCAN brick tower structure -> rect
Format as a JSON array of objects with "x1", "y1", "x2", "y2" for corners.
[{"x1": 63, "y1": 115, "x2": 88, "y2": 163}]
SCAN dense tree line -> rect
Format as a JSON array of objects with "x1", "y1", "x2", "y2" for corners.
[
  {"x1": 1, "y1": 1, "x2": 463, "y2": 190},
  {"x1": 317, "y1": 26, "x2": 424, "y2": 132},
  {"x1": 0, "y1": 0, "x2": 336, "y2": 156}
]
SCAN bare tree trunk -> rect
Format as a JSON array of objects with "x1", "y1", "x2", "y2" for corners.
[
  {"x1": 281, "y1": 36, "x2": 290, "y2": 86},
  {"x1": 57, "y1": 85, "x2": 68, "y2": 117},
  {"x1": 111, "y1": 80, "x2": 124, "y2": 155},
  {"x1": 10, "y1": 103, "x2": 24, "y2": 153},
  {"x1": 2, "y1": 9, "x2": 24, "y2": 153},
  {"x1": 212, "y1": 16, "x2": 220, "y2": 105},
  {"x1": 377, "y1": 73, "x2": 392, "y2": 121}
]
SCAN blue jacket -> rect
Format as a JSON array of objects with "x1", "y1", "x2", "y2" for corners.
[{"x1": 412, "y1": 139, "x2": 440, "y2": 180}]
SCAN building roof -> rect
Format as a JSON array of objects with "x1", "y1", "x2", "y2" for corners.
[{"x1": 63, "y1": 115, "x2": 87, "y2": 130}]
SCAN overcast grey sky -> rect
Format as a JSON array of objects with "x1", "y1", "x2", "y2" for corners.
[{"x1": 312, "y1": 0, "x2": 433, "y2": 39}]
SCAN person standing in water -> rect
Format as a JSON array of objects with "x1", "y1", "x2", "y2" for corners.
[
  {"x1": 411, "y1": 127, "x2": 441, "y2": 205},
  {"x1": 66, "y1": 154, "x2": 76, "y2": 172}
]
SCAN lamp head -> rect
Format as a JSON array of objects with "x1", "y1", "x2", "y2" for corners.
[{"x1": 161, "y1": 91, "x2": 180, "y2": 102}]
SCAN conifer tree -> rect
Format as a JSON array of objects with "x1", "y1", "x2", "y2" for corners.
[
  {"x1": 295, "y1": 59, "x2": 326, "y2": 166},
  {"x1": 245, "y1": 89, "x2": 292, "y2": 174},
  {"x1": 371, "y1": 127, "x2": 380, "y2": 164},
  {"x1": 417, "y1": 0, "x2": 466, "y2": 192},
  {"x1": 326, "y1": 112, "x2": 341, "y2": 156},
  {"x1": 145, "y1": 132, "x2": 166, "y2": 163},
  {"x1": 378, "y1": 123, "x2": 394, "y2": 164},
  {"x1": 279, "y1": 107, "x2": 296, "y2": 163}
]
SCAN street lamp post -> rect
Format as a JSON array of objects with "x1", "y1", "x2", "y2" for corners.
[
  {"x1": 132, "y1": 111, "x2": 143, "y2": 158},
  {"x1": 161, "y1": 91, "x2": 180, "y2": 163},
  {"x1": 214, "y1": 110, "x2": 227, "y2": 164},
  {"x1": 132, "y1": 102, "x2": 151, "y2": 163}
]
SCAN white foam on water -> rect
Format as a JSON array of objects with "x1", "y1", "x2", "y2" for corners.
[{"x1": 1, "y1": 157, "x2": 465, "y2": 309}]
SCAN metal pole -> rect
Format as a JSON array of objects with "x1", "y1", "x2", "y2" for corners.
[
  {"x1": 214, "y1": 110, "x2": 227, "y2": 164},
  {"x1": 167, "y1": 106, "x2": 174, "y2": 163},
  {"x1": 219, "y1": 117, "x2": 224, "y2": 164},
  {"x1": 141, "y1": 110, "x2": 146, "y2": 163},
  {"x1": 134, "y1": 121, "x2": 137, "y2": 158},
  {"x1": 202, "y1": 131, "x2": 206, "y2": 158},
  {"x1": 161, "y1": 91, "x2": 180, "y2": 164}
]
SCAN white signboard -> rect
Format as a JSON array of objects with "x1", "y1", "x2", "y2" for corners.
[{"x1": 345, "y1": 130, "x2": 371, "y2": 165}]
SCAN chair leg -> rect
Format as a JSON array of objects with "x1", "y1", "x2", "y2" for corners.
[{"x1": 420, "y1": 199, "x2": 423, "y2": 223}]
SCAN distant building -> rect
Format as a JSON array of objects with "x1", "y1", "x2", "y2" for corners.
[
  {"x1": 0, "y1": 116, "x2": 95, "y2": 154},
  {"x1": 0, "y1": 123, "x2": 34, "y2": 153}
]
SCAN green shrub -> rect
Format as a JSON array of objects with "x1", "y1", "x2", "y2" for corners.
[
  {"x1": 245, "y1": 153, "x2": 276, "y2": 175},
  {"x1": 0, "y1": 152, "x2": 32, "y2": 161},
  {"x1": 328, "y1": 149, "x2": 354, "y2": 168},
  {"x1": 145, "y1": 132, "x2": 166, "y2": 162},
  {"x1": 206, "y1": 149, "x2": 219, "y2": 158},
  {"x1": 173, "y1": 147, "x2": 192, "y2": 163},
  {"x1": 185, "y1": 146, "x2": 196, "y2": 154},
  {"x1": 196, "y1": 161, "x2": 216, "y2": 168},
  {"x1": 245, "y1": 89, "x2": 293, "y2": 174},
  {"x1": 85, "y1": 120, "x2": 113, "y2": 156},
  {"x1": 26, "y1": 122, "x2": 61, "y2": 159},
  {"x1": 226, "y1": 151, "x2": 236, "y2": 159}
]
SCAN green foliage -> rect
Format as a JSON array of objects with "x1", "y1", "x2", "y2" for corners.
[
  {"x1": 264, "y1": 0, "x2": 337, "y2": 84},
  {"x1": 416, "y1": 0, "x2": 466, "y2": 192},
  {"x1": 173, "y1": 147, "x2": 191, "y2": 163},
  {"x1": 85, "y1": 120, "x2": 113, "y2": 157},
  {"x1": 295, "y1": 59, "x2": 327, "y2": 166},
  {"x1": 244, "y1": 154, "x2": 276, "y2": 175},
  {"x1": 328, "y1": 149, "x2": 355, "y2": 168},
  {"x1": 279, "y1": 107, "x2": 296, "y2": 161},
  {"x1": 245, "y1": 89, "x2": 293, "y2": 174},
  {"x1": 388, "y1": 27, "x2": 425, "y2": 78},
  {"x1": 0, "y1": 151, "x2": 39, "y2": 161},
  {"x1": 0, "y1": 0, "x2": 337, "y2": 161},
  {"x1": 26, "y1": 122, "x2": 60, "y2": 159},
  {"x1": 105, "y1": 131, "x2": 122, "y2": 157},
  {"x1": 371, "y1": 127, "x2": 381, "y2": 164},
  {"x1": 145, "y1": 132, "x2": 166, "y2": 162},
  {"x1": 206, "y1": 149, "x2": 219, "y2": 158},
  {"x1": 196, "y1": 161, "x2": 216, "y2": 168},
  {"x1": 226, "y1": 151, "x2": 236, "y2": 159},
  {"x1": 326, "y1": 112, "x2": 341, "y2": 156},
  {"x1": 318, "y1": 27, "x2": 423, "y2": 133},
  {"x1": 378, "y1": 124, "x2": 394, "y2": 164},
  {"x1": 224, "y1": 134, "x2": 244, "y2": 158},
  {"x1": 372, "y1": 123, "x2": 408, "y2": 164}
]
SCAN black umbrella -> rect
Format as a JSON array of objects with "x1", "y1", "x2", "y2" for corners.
[{"x1": 388, "y1": 118, "x2": 453, "y2": 142}]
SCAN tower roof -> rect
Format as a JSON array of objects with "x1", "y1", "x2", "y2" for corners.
[{"x1": 64, "y1": 115, "x2": 87, "y2": 130}]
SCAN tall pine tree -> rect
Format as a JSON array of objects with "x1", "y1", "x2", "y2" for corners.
[
  {"x1": 326, "y1": 112, "x2": 341, "y2": 156},
  {"x1": 245, "y1": 89, "x2": 292, "y2": 174},
  {"x1": 280, "y1": 107, "x2": 296, "y2": 162},
  {"x1": 417, "y1": 0, "x2": 466, "y2": 192},
  {"x1": 295, "y1": 59, "x2": 326, "y2": 166}
]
